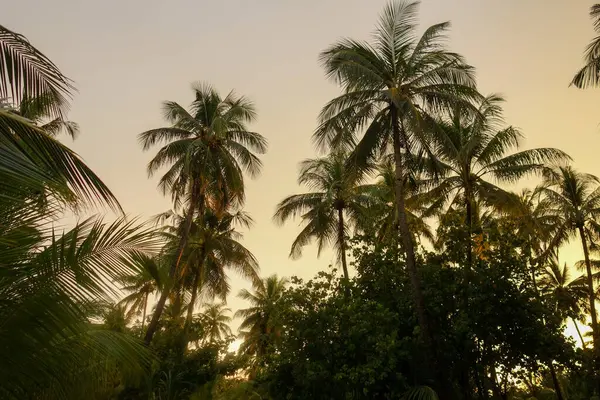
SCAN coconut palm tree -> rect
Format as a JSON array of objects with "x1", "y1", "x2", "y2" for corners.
[
  {"x1": 236, "y1": 275, "x2": 288, "y2": 362},
  {"x1": 361, "y1": 155, "x2": 441, "y2": 245},
  {"x1": 274, "y1": 151, "x2": 371, "y2": 279},
  {"x1": 539, "y1": 256, "x2": 589, "y2": 348},
  {"x1": 572, "y1": 4, "x2": 600, "y2": 88},
  {"x1": 492, "y1": 188, "x2": 564, "y2": 295},
  {"x1": 429, "y1": 95, "x2": 568, "y2": 229},
  {"x1": 180, "y1": 207, "x2": 260, "y2": 332},
  {"x1": 139, "y1": 83, "x2": 267, "y2": 344},
  {"x1": 118, "y1": 254, "x2": 164, "y2": 335},
  {"x1": 426, "y1": 94, "x2": 568, "y2": 264},
  {"x1": 157, "y1": 206, "x2": 259, "y2": 333},
  {"x1": 200, "y1": 303, "x2": 232, "y2": 343},
  {"x1": 315, "y1": 0, "x2": 479, "y2": 346},
  {"x1": 539, "y1": 166, "x2": 600, "y2": 378},
  {"x1": 506, "y1": 188, "x2": 560, "y2": 254}
]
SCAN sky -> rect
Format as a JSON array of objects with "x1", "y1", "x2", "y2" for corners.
[{"x1": 4, "y1": 0, "x2": 600, "y2": 336}]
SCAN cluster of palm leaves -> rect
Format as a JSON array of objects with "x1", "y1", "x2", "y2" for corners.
[
  {"x1": 5, "y1": 1, "x2": 600, "y2": 398},
  {"x1": 0, "y1": 24, "x2": 163, "y2": 398},
  {"x1": 272, "y1": 0, "x2": 600, "y2": 387},
  {"x1": 136, "y1": 81, "x2": 267, "y2": 347}
]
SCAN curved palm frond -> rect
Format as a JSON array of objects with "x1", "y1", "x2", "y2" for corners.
[
  {"x1": 572, "y1": 4, "x2": 600, "y2": 88},
  {"x1": 0, "y1": 25, "x2": 74, "y2": 117},
  {"x1": 0, "y1": 216, "x2": 159, "y2": 397}
]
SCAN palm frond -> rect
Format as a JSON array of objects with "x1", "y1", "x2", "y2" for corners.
[{"x1": 0, "y1": 25, "x2": 74, "y2": 117}]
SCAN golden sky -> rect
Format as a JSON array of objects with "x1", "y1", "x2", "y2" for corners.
[{"x1": 4, "y1": 0, "x2": 600, "y2": 327}]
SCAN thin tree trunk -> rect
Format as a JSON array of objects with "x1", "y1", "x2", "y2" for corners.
[
  {"x1": 185, "y1": 252, "x2": 205, "y2": 329},
  {"x1": 182, "y1": 242, "x2": 208, "y2": 350},
  {"x1": 474, "y1": 366, "x2": 487, "y2": 400},
  {"x1": 144, "y1": 196, "x2": 199, "y2": 345},
  {"x1": 573, "y1": 317, "x2": 587, "y2": 350},
  {"x1": 578, "y1": 225, "x2": 600, "y2": 394},
  {"x1": 489, "y1": 366, "x2": 504, "y2": 400},
  {"x1": 465, "y1": 180, "x2": 473, "y2": 268},
  {"x1": 391, "y1": 107, "x2": 441, "y2": 391},
  {"x1": 530, "y1": 260, "x2": 540, "y2": 296},
  {"x1": 391, "y1": 108, "x2": 428, "y2": 340},
  {"x1": 528, "y1": 252, "x2": 565, "y2": 400},
  {"x1": 337, "y1": 207, "x2": 349, "y2": 280},
  {"x1": 548, "y1": 363, "x2": 564, "y2": 400},
  {"x1": 140, "y1": 292, "x2": 148, "y2": 338}
]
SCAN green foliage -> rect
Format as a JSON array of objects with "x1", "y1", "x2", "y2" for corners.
[
  {"x1": 274, "y1": 150, "x2": 372, "y2": 278},
  {"x1": 236, "y1": 274, "x2": 288, "y2": 371},
  {"x1": 259, "y1": 223, "x2": 575, "y2": 399},
  {"x1": 5, "y1": 2, "x2": 600, "y2": 399},
  {"x1": 572, "y1": 4, "x2": 600, "y2": 88}
]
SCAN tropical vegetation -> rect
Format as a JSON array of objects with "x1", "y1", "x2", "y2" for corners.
[{"x1": 4, "y1": 1, "x2": 600, "y2": 398}]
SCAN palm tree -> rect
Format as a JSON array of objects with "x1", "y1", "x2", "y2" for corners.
[
  {"x1": 274, "y1": 151, "x2": 371, "y2": 279},
  {"x1": 200, "y1": 303, "x2": 232, "y2": 343},
  {"x1": 118, "y1": 254, "x2": 164, "y2": 335},
  {"x1": 158, "y1": 206, "x2": 260, "y2": 333},
  {"x1": 0, "y1": 26, "x2": 119, "y2": 213},
  {"x1": 101, "y1": 303, "x2": 135, "y2": 334},
  {"x1": 507, "y1": 188, "x2": 560, "y2": 254},
  {"x1": 427, "y1": 94, "x2": 568, "y2": 263},
  {"x1": 430, "y1": 95, "x2": 568, "y2": 228},
  {"x1": 539, "y1": 166, "x2": 600, "y2": 380},
  {"x1": 572, "y1": 4, "x2": 600, "y2": 88},
  {"x1": 236, "y1": 275, "x2": 288, "y2": 362},
  {"x1": 362, "y1": 156, "x2": 440, "y2": 245},
  {"x1": 139, "y1": 83, "x2": 267, "y2": 344},
  {"x1": 315, "y1": 0, "x2": 479, "y2": 348},
  {"x1": 0, "y1": 24, "x2": 151, "y2": 398},
  {"x1": 539, "y1": 256, "x2": 589, "y2": 349},
  {"x1": 181, "y1": 207, "x2": 260, "y2": 331},
  {"x1": 494, "y1": 188, "x2": 564, "y2": 295}
]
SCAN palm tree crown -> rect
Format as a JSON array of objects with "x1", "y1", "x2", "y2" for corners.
[
  {"x1": 274, "y1": 151, "x2": 371, "y2": 279},
  {"x1": 199, "y1": 303, "x2": 233, "y2": 343},
  {"x1": 182, "y1": 207, "x2": 260, "y2": 323},
  {"x1": 235, "y1": 275, "x2": 288, "y2": 360},
  {"x1": 428, "y1": 94, "x2": 569, "y2": 228},
  {"x1": 362, "y1": 156, "x2": 439, "y2": 244},
  {"x1": 118, "y1": 254, "x2": 164, "y2": 334},
  {"x1": 539, "y1": 256, "x2": 588, "y2": 318},
  {"x1": 540, "y1": 166, "x2": 600, "y2": 364},
  {"x1": 540, "y1": 166, "x2": 600, "y2": 251},
  {"x1": 139, "y1": 83, "x2": 267, "y2": 209},
  {"x1": 315, "y1": 0, "x2": 479, "y2": 356}
]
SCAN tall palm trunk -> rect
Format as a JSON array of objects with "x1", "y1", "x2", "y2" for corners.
[
  {"x1": 184, "y1": 246, "x2": 206, "y2": 332},
  {"x1": 465, "y1": 182, "x2": 473, "y2": 268},
  {"x1": 337, "y1": 207, "x2": 349, "y2": 280},
  {"x1": 391, "y1": 108, "x2": 428, "y2": 338},
  {"x1": 144, "y1": 193, "x2": 200, "y2": 345},
  {"x1": 391, "y1": 106, "x2": 439, "y2": 386},
  {"x1": 549, "y1": 363, "x2": 564, "y2": 400},
  {"x1": 573, "y1": 317, "x2": 587, "y2": 349},
  {"x1": 528, "y1": 250, "x2": 565, "y2": 400},
  {"x1": 140, "y1": 292, "x2": 148, "y2": 338},
  {"x1": 578, "y1": 225, "x2": 600, "y2": 393}
]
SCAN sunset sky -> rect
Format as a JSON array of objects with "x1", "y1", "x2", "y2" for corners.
[{"x1": 4, "y1": 0, "x2": 600, "y2": 333}]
